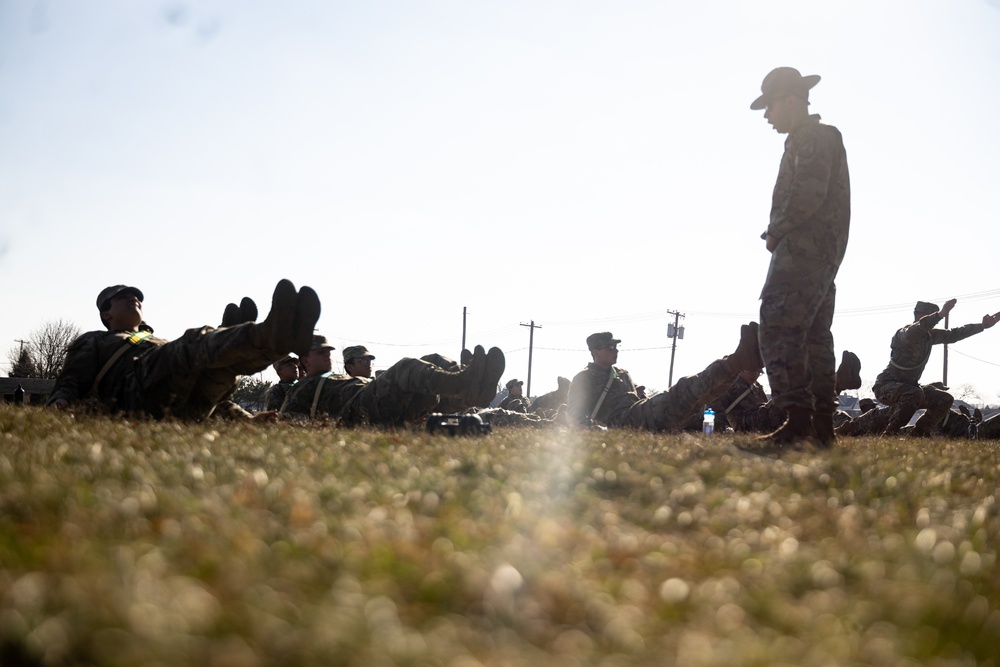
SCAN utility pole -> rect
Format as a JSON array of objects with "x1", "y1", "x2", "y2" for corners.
[
  {"x1": 519, "y1": 320, "x2": 541, "y2": 397},
  {"x1": 666, "y1": 310, "x2": 685, "y2": 388},
  {"x1": 461, "y1": 307, "x2": 467, "y2": 361},
  {"x1": 15, "y1": 339, "x2": 28, "y2": 354}
]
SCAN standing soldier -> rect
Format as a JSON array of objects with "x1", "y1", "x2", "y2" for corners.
[{"x1": 751, "y1": 67, "x2": 851, "y2": 448}]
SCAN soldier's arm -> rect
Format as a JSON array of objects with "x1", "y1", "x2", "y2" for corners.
[
  {"x1": 47, "y1": 333, "x2": 102, "y2": 408},
  {"x1": 768, "y1": 128, "x2": 836, "y2": 240}
]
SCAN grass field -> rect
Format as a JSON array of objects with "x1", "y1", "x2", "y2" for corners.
[{"x1": 2, "y1": 404, "x2": 999, "y2": 666}]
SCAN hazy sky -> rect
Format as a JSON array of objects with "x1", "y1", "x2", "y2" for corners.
[{"x1": 3, "y1": 0, "x2": 1000, "y2": 404}]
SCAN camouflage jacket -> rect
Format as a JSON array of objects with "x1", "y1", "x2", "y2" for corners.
[
  {"x1": 765, "y1": 114, "x2": 851, "y2": 278},
  {"x1": 48, "y1": 329, "x2": 168, "y2": 411},
  {"x1": 713, "y1": 377, "x2": 769, "y2": 425},
  {"x1": 498, "y1": 394, "x2": 529, "y2": 413},
  {"x1": 875, "y1": 312, "x2": 984, "y2": 385},
  {"x1": 264, "y1": 380, "x2": 296, "y2": 412},
  {"x1": 280, "y1": 372, "x2": 368, "y2": 420},
  {"x1": 565, "y1": 363, "x2": 638, "y2": 426}
]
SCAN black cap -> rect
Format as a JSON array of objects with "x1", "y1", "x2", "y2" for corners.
[
  {"x1": 586, "y1": 332, "x2": 620, "y2": 350},
  {"x1": 96, "y1": 285, "x2": 144, "y2": 311}
]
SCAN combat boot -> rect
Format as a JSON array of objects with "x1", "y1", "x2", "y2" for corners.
[
  {"x1": 835, "y1": 351, "x2": 862, "y2": 393},
  {"x1": 291, "y1": 286, "x2": 321, "y2": 356},
  {"x1": 221, "y1": 303, "x2": 241, "y2": 327},
  {"x1": 725, "y1": 322, "x2": 763, "y2": 373},
  {"x1": 813, "y1": 412, "x2": 836, "y2": 449},
  {"x1": 253, "y1": 279, "x2": 299, "y2": 353},
  {"x1": 239, "y1": 297, "x2": 258, "y2": 324},
  {"x1": 758, "y1": 408, "x2": 816, "y2": 447},
  {"x1": 221, "y1": 297, "x2": 259, "y2": 328}
]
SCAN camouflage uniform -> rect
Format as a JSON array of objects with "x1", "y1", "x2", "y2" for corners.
[
  {"x1": 978, "y1": 413, "x2": 1000, "y2": 440},
  {"x1": 281, "y1": 357, "x2": 466, "y2": 427},
  {"x1": 759, "y1": 114, "x2": 850, "y2": 416},
  {"x1": 48, "y1": 324, "x2": 280, "y2": 421},
  {"x1": 264, "y1": 381, "x2": 296, "y2": 411},
  {"x1": 565, "y1": 360, "x2": 737, "y2": 432},
  {"x1": 715, "y1": 377, "x2": 785, "y2": 434},
  {"x1": 836, "y1": 405, "x2": 891, "y2": 437},
  {"x1": 873, "y1": 312, "x2": 984, "y2": 434}
]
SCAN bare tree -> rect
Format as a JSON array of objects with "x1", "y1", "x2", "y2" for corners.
[
  {"x1": 955, "y1": 383, "x2": 982, "y2": 406},
  {"x1": 6, "y1": 319, "x2": 82, "y2": 379}
]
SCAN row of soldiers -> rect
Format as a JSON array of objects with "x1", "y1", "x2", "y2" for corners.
[{"x1": 40, "y1": 281, "x2": 1000, "y2": 448}]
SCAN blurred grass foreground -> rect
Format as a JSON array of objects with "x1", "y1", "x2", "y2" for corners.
[{"x1": 2, "y1": 403, "x2": 999, "y2": 667}]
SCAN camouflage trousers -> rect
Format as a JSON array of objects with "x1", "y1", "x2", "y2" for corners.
[
  {"x1": 978, "y1": 413, "x2": 1000, "y2": 440},
  {"x1": 872, "y1": 380, "x2": 953, "y2": 434},
  {"x1": 139, "y1": 323, "x2": 277, "y2": 421},
  {"x1": 623, "y1": 359, "x2": 734, "y2": 432},
  {"x1": 759, "y1": 262, "x2": 839, "y2": 414},
  {"x1": 839, "y1": 406, "x2": 891, "y2": 436},
  {"x1": 341, "y1": 358, "x2": 456, "y2": 427}
]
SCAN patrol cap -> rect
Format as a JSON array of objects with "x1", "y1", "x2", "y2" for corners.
[
  {"x1": 587, "y1": 332, "x2": 621, "y2": 350},
  {"x1": 310, "y1": 334, "x2": 336, "y2": 351},
  {"x1": 505, "y1": 378, "x2": 523, "y2": 390},
  {"x1": 750, "y1": 67, "x2": 821, "y2": 110},
  {"x1": 343, "y1": 345, "x2": 375, "y2": 362},
  {"x1": 272, "y1": 355, "x2": 298, "y2": 372},
  {"x1": 96, "y1": 285, "x2": 144, "y2": 311},
  {"x1": 914, "y1": 301, "x2": 940, "y2": 316}
]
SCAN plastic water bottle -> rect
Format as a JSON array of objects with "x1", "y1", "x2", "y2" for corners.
[{"x1": 702, "y1": 408, "x2": 715, "y2": 435}]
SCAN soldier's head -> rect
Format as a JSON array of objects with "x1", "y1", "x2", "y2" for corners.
[
  {"x1": 302, "y1": 335, "x2": 335, "y2": 376},
  {"x1": 914, "y1": 301, "x2": 939, "y2": 321},
  {"x1": 272, "y1": 355, "x2": 300, "y2": 383},
  {"x1": 505, "y1": 378, "x2": 524, "y2": 397},
  {"x1": 738, "y1": 368, "x2": 763, "y2": 384},
  {"x1": 751, "y1": 67, "x2": 819, "y2": 134},
  {"x1": 96, "y1": 285, "x2": 144, "y2": 331},
  {"x1": 587, "y1": 332, "x2": 620, "y2": 369},
  {"x1": 343, "y1": 345, "x2": 375, "y2": 378}
]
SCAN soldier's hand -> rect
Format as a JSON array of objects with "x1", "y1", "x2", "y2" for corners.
[
  {"x1": 251, "y1": 410, "x2": 280, "y2": 423},
  {"x1": 941, "y1": 298, "x2": 957, "y2": 316},
  {"x1": 982, "y1": 311, "x2": 1000, "y2": 329}
]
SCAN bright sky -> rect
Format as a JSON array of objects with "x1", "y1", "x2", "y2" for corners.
[{"x1": 3, "y1": 0, "x2": 1000, "y2": 405}]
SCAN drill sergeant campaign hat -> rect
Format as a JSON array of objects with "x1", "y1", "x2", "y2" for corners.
[
  {"x1": 505, "y1": 378, "x2": 523, "y2": 390},
  {"x1": 750, "y1": 67, "x2": 821, "y2": 110},
  {"x1": 96, "y1": 285, "x2": 144, "y2": 327},
  {"x1": 343, "y1": 345, "x2": 375, "y2": 362},
  {"x1": 914, "y1": 301, "x2": 940, "y2": 316},
  {"x1": 587, "y1": 332, "x2": 621, "y2": 350}
]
